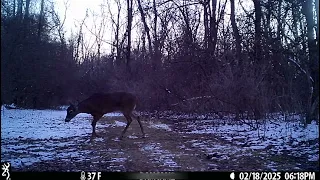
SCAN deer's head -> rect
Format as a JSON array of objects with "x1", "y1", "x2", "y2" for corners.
[{"x1": 65, "y1": 103, "x2": 79, "y2": 122}]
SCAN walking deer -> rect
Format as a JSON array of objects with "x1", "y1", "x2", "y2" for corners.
[{"x1": 64, "y1": 92, "x2": 145, "y2": 140}]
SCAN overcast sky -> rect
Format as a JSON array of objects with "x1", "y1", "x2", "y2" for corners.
[
  {"x1": 55, "y1": 0, "x2": 111, "y2": 54},
  {"x1": 54, "y1": 0, "x2": 254, "y2": 56},
  {"x1": 55, "y1": 0, "x2": 104, "y2": 35}
]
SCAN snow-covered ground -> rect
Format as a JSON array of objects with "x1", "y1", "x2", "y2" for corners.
[
  {"x1": 1, "y1": 106, "x2": 319, "y2": 171},
  {"x1": 1, "y1": 106, "x2": 122, "y2": 139},
  {"x1": 171, "y1": 117, "x2": 319, "y2": 170},
  {"x1": 148, "y1": 122, "x2": 172, "y2": 131},
  {"x1": 1, "y1": 106, "x2": 125, "y2": 168},
  {"x1": 140, "y1": 142, "x2": 180, "y2": 170}
]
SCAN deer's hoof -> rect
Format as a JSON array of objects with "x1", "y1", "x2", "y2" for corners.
[
  {"x1": 89, "y1": 137, "x2": 95, "y2": 143},
  {"x1": 92, "y1": 133, "x2": 101, "y2": 138}
]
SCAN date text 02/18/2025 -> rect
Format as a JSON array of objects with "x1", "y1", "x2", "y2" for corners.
[{"x1": 238, "y1": 172, "x2": 316, "y2": 180}]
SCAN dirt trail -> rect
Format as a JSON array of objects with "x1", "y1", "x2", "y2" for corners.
[
  {"x1": 5, "y1": 115, "x2": 319, "y2": 171},
  {"x1": 86, "y1": 116, "x2": 210, "y2": 171},
  {"x1": 8, "y1": 116, "x2": 210, "y2": 171}
]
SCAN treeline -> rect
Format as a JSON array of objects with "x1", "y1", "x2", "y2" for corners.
[{"x1": 1, "y1": 0, "x2": 318, "y2": 124}]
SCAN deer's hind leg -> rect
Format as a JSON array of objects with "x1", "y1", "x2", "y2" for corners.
[
  {"x1": 119, "y1": 112, "x2": 133, "y2": 140},
  {"x1": 131, "y1": 112, "x2": 145, "y2": 138},
  {"x1": 90, "y1": 114, "x2": 102, "y2": 141}
]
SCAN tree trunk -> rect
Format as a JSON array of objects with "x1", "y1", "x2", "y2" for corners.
[
  {"x1": 115, "y1": 2, "x2": 121, "y2": 66},
  {"x1": 17, "y1": 0, "x2": 23, "y2": 20},
  {"x1": 230, "y1": 0, "x2": 241, "y2": 59},
  {"x1": 137, "y1": 0, "x2": 152, "y2": 55},
  {"x1": 38, "y1": 0, "x2": 44, "y2": 39},
  {"x1": 316, "y1": 0, "x2": 319, "y2": 45},
  {"x1": 24, "y1": 0, "x2": 31, "y2": 21},
  {"x1": 276, "y1": 0, "x2": 282, "y2": 40},
  {"x1": 303, "y1": 0, "x2": 319, "y2": 124},
  {"x1": 291, "y1": 2, "x2": 299, "y2": 39},
  {"x1": 13, "y1": 0, "x2": 16, "y2": 16},
  {"x1": 203, "y1": 0, "x2": 209, "y2": 48},
  {"x1": 126, "y1": 0, "x2": 133, "y2": 73},
  {"x1": 152, "y1": 0, "x2": 160, "y2": 70},
  {"x1": 209, "y1": 0, "x2": 217, "y2": 54},
  {"x1": 253, "y1": 0, "x2": 262, "y2": 64}
]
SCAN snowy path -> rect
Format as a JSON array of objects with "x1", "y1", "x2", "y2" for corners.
[{"x1": 1, "y1": 107, "x2": 319, "y2": 171}]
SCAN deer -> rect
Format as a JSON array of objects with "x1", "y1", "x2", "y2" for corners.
[{"x1": 64, "y1": 92, "x2": 145, "y2": 141}]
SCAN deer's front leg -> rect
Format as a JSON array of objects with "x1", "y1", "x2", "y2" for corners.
[
  {"x1": 91, "y1": 120, "x2": 99, "y2": 137},
  {"x1": 91, "y1": 114, "x2": 102, "y2": 138}
]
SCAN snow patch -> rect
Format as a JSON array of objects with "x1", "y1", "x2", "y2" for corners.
[
  {"x1": 140, "y1": 142, "x2": 180, "y2": 169},
  {"x1": 113, "y1": 121, "x2": 127, "y2": 127},
  {"x1": 109, "y1": 158, "x2": 127, "y2": 163},
  {"x1": 128, "y1": 135, "x2": 138, "y2": 139},
  {"x1": 308, "y1": 154, "x2": 319, "y2": 162},
  {"x1": 148, "y1": 122, "x2": 172, "y2": 131}
]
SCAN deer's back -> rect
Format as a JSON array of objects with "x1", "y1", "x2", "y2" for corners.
[{"x1": 79, "y1": 92, "x2": 137, "y2": 114}]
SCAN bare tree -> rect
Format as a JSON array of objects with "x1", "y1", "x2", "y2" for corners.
[
  {"x1": 137, "y1": 0, "x2": 152, "y2": 56},
  {"x1": 302, "y1": 0, "x2": 319, "y2": 124},
  {"x1": 37, "y1": 0, "x2": 44, "y2": 39},
  {"x1": 126, "y1": 0, "x2": 133, "y2": 72},
  {"x1": 83, "y1": 7, "x2": 108, "y2": 61},
  {"x1": 230, "y1": 0, "x2": 241, "y2": 61},
  {"x1": 24, "y1": 0, "x2": 30, "y2": 21},
  {"x1": 107, "y1": 0, "x2": 122, "y2": 65},
  {"x1": 253, "y1": 0, "x2": 262, "y2": 64},
  {"x1": 75, "y1": 10, "x2": 88, "y2": 63},
  {"x1": 17, "y1": 0, "x2": 22, "y2": 20},
  {"x1": 50, "y1": 0, "x2": 69, "y2": 45}
]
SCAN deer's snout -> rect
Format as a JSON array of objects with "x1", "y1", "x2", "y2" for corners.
[{"x1": 65, "y1": 118, "x2": 71, "y2": 122}]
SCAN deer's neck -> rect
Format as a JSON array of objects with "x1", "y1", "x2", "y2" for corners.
[{"x1": 76, "y1": 102, "x2": 90, "y2": 114}]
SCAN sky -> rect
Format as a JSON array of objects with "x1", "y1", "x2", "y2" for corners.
[
  {"x1": 53, "y1": 0, "x2": 254, "y2": 56},
  {"x1": 55, "y1": 0, "x2": 112, "y2": 54},
  {"x1": 55, "y1": 0, "x2": 105, "y2": 36}
]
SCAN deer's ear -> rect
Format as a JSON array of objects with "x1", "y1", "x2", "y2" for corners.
[
  {"x1": 67, "y1": 101, "x2": 73, "y2": 106},
  {"x1": 67, "y1": 99, "x2": 74, "y2": 106}
]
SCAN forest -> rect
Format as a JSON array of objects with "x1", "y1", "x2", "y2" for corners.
[{"x1": 1, "y1": 0, "x2": 319, "y2": 124}]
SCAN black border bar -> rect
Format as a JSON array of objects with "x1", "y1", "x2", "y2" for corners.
[
  {"x1": 9, "y1": 171, "x2": 319, "y2": 180},
  {"x1": 10, "y1": 172, "x2": 226, "y2": 180}
]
